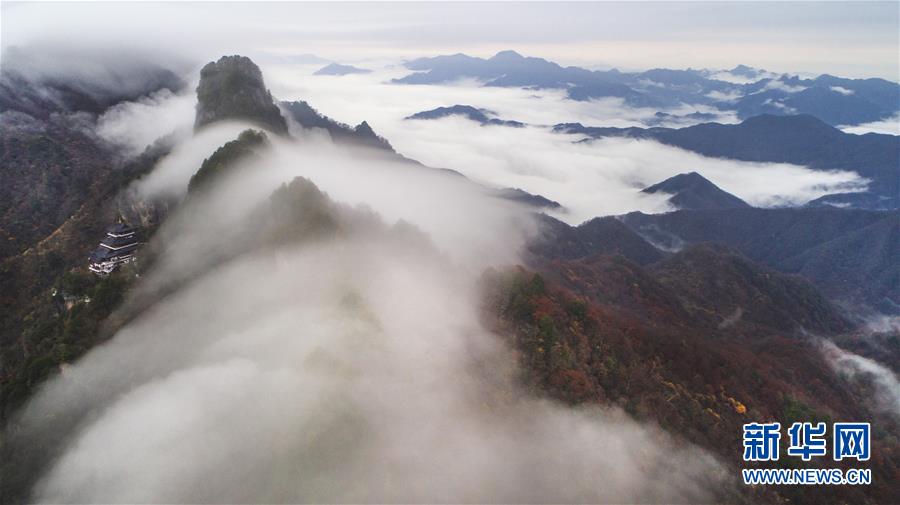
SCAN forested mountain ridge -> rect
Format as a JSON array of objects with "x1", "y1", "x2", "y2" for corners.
[
  {"x1": 484, "y1": 262, "x2": 898, "y2": 505},
  {"x1": 620, "y1": 207, "x2": 899, "y2": 313}
]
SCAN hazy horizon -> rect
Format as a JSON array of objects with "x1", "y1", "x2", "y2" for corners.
[{"x1": 3, "y1": 1, "x2": 899, "y2": 80}]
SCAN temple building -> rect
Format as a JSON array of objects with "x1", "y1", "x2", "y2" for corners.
[{"x1": 88, "y1": 223, "x2": 140, "y2": 275}]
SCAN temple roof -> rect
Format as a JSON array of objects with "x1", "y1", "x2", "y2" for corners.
[
  {"x1": 107, "y1": 223, "x2": 135, "y2": 236},
  {"x1": 90, "y1": 243, "x2": 138, "y2": 262},
  {"x1": 101, "y1": 234, "x2": 139, "y2": 249}
]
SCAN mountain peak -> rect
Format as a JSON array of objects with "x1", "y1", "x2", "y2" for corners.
[
  {"x1": 313, "y1": 62, "x2": 371, "y2": 76},
  {"x1": 404, "y1": 104, "x2": 524, "y2": 127},
  {"x1": 656, "y1": 171, "x2": 707, "y2": 185},
  {"x1": 642, "y1": 172, "x2": 750, "y2": 210},
  {"x1": 353, "y1": 120, "x2": 393, "y2": 150},
  {"x1": 407, "y1": 104, "x2": 489, "y2": 122},
  {"x1": 194, "y1": 55, "x2": 288, "y2": 134},
  {"x1": 490, "y1": 50, "x2": 524, "y2": 61},
  {"x1": 729, "y1": 64, "x2": 761, "y2": 77}
]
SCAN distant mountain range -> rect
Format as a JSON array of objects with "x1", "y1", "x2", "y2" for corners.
[
  {"x1": 395, "y1": 50, "x2": 900, "y2": 126},
  {"x1": 556, "y1": 114, "x2": 900, "y2": 210}
]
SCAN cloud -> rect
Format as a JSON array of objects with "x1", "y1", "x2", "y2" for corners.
[
  {"x1": 863, "y1": 314, "x2": 900, "y2": 333},
  {"x1": 840, "y1": 114, "x2": 900, "y2": 135},
  {"x1": 706, "y1": 89, "x2": 744, "y2": 103},
  {"x1": 96, "y1": 88, "x2": 197, "y2": 157},
  {"x1": 829, "y1": 85, "x2": 854, "y2": 96},
  {"x1": 759, "y1": 79, "x2": 806, "y2": 93},
  {"x1": 707, "y1": 69, "x2": 778, "y2": 85},
  {"x1": 10, "y1": 125, "x2": 729, "y2": 503},
  {"x1": 263, "y1": 64, "x2": 670, "y2": 128},
  {"x1": 761, "y1": 98, "x2": 798, "y2": 113},
  {"x1": 820, "y1": 340, "x2": 900, "y2": 419},
  {"x1": 1, "y1": 44, "x2": 191, "y2": 106}
]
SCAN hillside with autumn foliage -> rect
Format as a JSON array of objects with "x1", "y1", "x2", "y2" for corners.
[{"x1": 482, "y1": 259, "x2": 899, "y2": 504}]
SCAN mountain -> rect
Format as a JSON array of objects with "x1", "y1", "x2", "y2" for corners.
[
  {"x1": 0, "y1": 55, "x2": 304, "y2": 424},
  {"x1": 406, "y1": 105, "x2": 524, "y2": 127},
  {"x1": 313, "y1": 63, "x2": 371, "y2": 76},
  {"x1": 0, "y1": 54, "x2": 186, "y2": 119},
  {"x1": 642, "y1": 172, "x2": 751, "y2": 210},
  {"x1": 0, "y1": 62, "x2": 186, "y2": 263},
  {"x1": 523, "y1": 204, "x2": 897, "y2": 314},
  {"x1": 0, "y1": 142, "x2": 168, "y2": 420},
  {"x1": 0, "y1": 58, "x2": 283, "y2": 422},
  {"x1": 531, "y1": 241, "x2": 849, "y2": 335},
  {"x1": 394, "y1": 50, "x2": 900, "y2": 126},
  {"x1": 651, "y1": 243, "x2": 850, "y2": 334},
  {"x1": 395, "y1": 50, "x2": 651, "y2": 106},
  {"x1": 644, "y1": 111, "x2": 718, "y2": 127},
  {"x1": 732, "y1": 75, "x2": 900, "y2": 125},
  {"x1": 527, "y1": 214, "x2": 664, "y2": 265},
  {"x1": 484, "y1": 262, "x2": 897, "y2": 505},
  {"x1": 351, "y1": 121, "x2": 394, "y2": 150},
  {"x1": 620, "y1": 207, "x2": 899, "y2": 313},
  {"x1": 0, "y1": 114, "x2": 114, "y2": 260},
  {"x1": 490, "y1": 188, "x2": 561, "y2": 209},
  {"x1": 187, "y1": 130, "x2": 268, "y2": 193},
  {"x1": 727, "y1": 64, "x2": 765, "y2": 79},
  {"x1": 557, "y1": 114, "x2": 900, "y2": 209},
  {"x1": 194, "y1": 55, "x2": 288, "y2": 134},
  {"x1": 280, "y1": 100, "x2": 393, "y2": 150}
]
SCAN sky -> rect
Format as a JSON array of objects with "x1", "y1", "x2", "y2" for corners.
[{"x1": 2, "y1": 1, "x2": 899, "y2": 79}]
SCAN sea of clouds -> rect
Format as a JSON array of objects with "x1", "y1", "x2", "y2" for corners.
[{"x1": 94, "y1": 61, "x2": 871, "y2": 224}]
